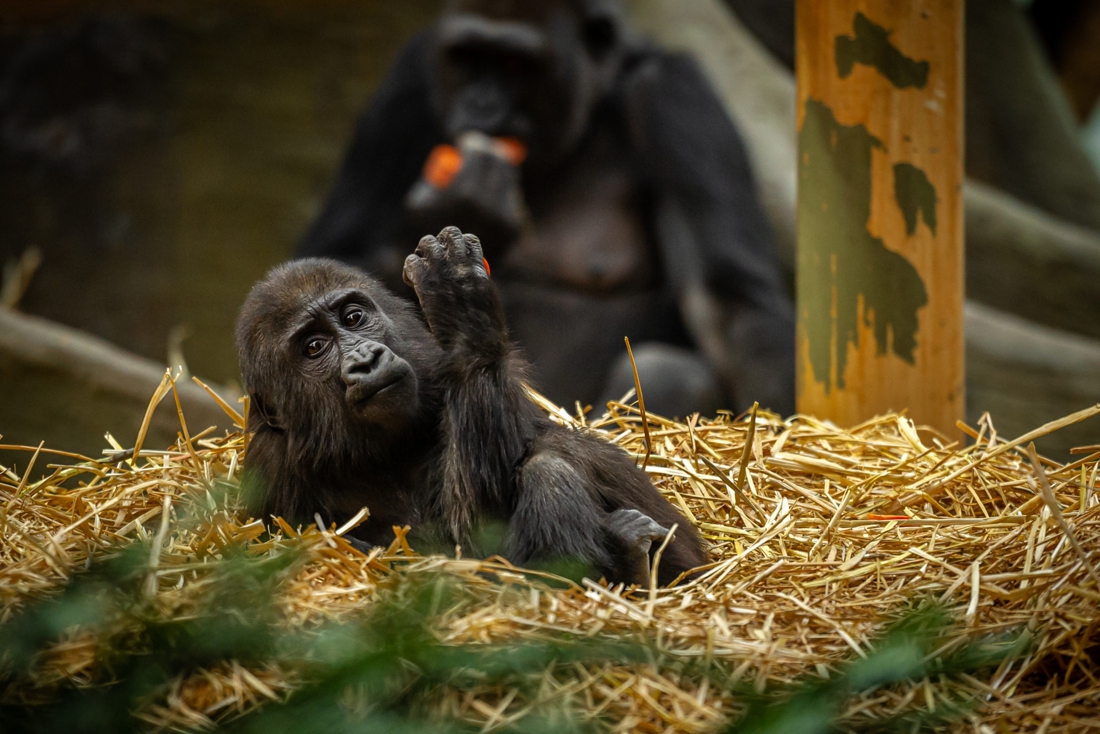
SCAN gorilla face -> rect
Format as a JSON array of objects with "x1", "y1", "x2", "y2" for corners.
[
  {"x1": 432, "y1": 0, "x2": 624, "y2": 167},
  {"x1": 291, "y1": 289, "x2": 419, "y2": 426},
  {"x1": 236, "y1": 259, "x2": 440, "y2": 466}
]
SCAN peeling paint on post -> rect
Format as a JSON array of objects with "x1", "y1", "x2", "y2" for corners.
[{"x1": 796, "y1": 1, "x2": 964, "y2": 436}]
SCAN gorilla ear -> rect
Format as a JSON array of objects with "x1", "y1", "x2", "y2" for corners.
[{"x1": 252, "y1": 394, "x2": 285, "y2": 432}]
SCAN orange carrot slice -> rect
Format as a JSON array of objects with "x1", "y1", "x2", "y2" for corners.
[
  {"x1": 423, "y1": 144, "x2": 463, "y2": 188},
  {"x1": 495, "y1": 137, "x2": 528, "y2": 165}
]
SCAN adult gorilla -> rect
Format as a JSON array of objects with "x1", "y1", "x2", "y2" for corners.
[{"x1": 299, "y1": 0, "x2": 794, "y2": 417}]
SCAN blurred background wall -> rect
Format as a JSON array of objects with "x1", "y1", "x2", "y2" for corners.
[
  {"x1": 0, "y1": 0, "x2": 441, "y2": 388},
  {"x1": 0, "y1": 1, "x2": 443, "y2": 458}
]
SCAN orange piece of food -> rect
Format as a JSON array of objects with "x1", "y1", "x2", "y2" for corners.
[
  {"x1": 423, "y1": 144, "x2": 463, "y2": 188},
  {"x1": 482, "y1": 258, "x2": 491, "y2": 276},
  {"x1": 494, "y1": 136, "x2": 528, "y2": 165}
]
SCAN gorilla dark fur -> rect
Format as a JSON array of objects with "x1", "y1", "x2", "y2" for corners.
[
  {"x1": 299, "y1": 0, "x2": 795, "y2": 419},
  {"x1": 237, "y1": 227, "x2": 707, "y2": 586}
]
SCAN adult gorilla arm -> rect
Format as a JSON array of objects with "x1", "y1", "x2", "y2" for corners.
[
  {"x1": 623, "y1": 51, "x2": 796, "y2": 415},
  {"x1": 298, "y1": 32, "x2": 444, "y2": 289}
]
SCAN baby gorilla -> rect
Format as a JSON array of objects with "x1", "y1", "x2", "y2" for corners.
[{"x1": 236, "y1": 226, "x2": 707, "y2": 586}]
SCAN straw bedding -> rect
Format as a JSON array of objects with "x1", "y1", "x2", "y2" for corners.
[{"x1": 1, "y1": 376, "x2": 1098, "y2": 732}]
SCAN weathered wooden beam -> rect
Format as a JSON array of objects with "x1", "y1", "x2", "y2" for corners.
[
  {"x1": 626, "y1": 0, "x2": 1100, "y2": 455},
  {"x1": 626, "y1": 0, "x2": 1100, "y2": 345},
  {"x1": 965, "y1": 180, "x2": 1100, "y2": 340},
  {"x1": 795, "y1": 0, "x2": 965, "y2": 436},
  {"x1": 966, "y1": 303, "x2": 1100, "y2": 458},
  {"x1": 0, "y1": 308, "x2": 235, "y2": 463}
]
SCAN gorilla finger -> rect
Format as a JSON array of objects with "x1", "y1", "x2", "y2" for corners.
[
  {"x1": 436, "y1": 226, "x2": 468, "y2": 259},
  {"x1": 610, "y1": 508, "x2": 670, "y2": 542},
  {"x1": 644, "y1": 524, "x2": 673, "y2": 542},
  {"x1": 611, "y1": 508, "x2": 656, "y2": 525},
  {"x1": 463, "y1": 234, "x2": 486, "y2": 273},
  {"x1": 415, "y1": 234, "x2": 445, "y2": 261},
  {"x1": 635, "y1": 521, "x2": 672, "y2": 542},
  {"x1": 402, "y1": 254, "x2": 427, "y2": 288}
]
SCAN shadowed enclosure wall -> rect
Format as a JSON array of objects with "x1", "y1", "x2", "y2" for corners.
[{"x1": 0, "y1": 1, "x2": 441, "y2": 457}]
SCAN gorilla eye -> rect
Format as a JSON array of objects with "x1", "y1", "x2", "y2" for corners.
[
  {"x1": 343, "y1": 307, "x2": 365, "y2": 328},
  {"x1": 305, "y1": 337, "x2": 327, "y2": 358}
]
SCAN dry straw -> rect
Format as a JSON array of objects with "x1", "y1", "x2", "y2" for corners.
[{"x1": 2, "y1": 374, "x2": 1099, "y2": 732}]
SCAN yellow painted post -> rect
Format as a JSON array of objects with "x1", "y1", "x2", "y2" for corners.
[{"x1": 796, "y1": 0, "x2": 964, "y2": 436}]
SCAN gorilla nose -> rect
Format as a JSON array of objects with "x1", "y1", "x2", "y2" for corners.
[
  {"x1": 342, "y1": 343, "x2": 405, "y2": 404},
  {"x1": 342, "y1": 343, "x2": 387, "y2": 386},
  {"x1": 452, "y1": 81, "x2": 510, "y2": 134}
]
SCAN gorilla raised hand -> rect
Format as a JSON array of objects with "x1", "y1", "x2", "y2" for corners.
[{"x1": 237, "y1": 227, "x2": 707, "y2": 586}]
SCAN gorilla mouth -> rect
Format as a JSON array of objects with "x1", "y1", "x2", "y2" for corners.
[{"x1": 346, "y1": 369, "x2": 406, "y2": 405}]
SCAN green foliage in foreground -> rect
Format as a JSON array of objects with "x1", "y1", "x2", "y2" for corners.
[
  {"x1": 0, "y1": 543, "x2": 1024, "y2": 734},
  {"x1": 721, "y1": 604, "x2": 1027, "y2": 734}
]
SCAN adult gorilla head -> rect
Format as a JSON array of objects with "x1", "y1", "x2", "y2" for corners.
[
  {"x1": 298, "y1": 0, "x2": 797, "y2": 420},
  {"x1": 431, "y1": 0, "x2": 629, "y2": 167}
]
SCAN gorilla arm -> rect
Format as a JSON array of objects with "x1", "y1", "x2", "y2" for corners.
[
  {"x1": 401, "y1": 227, "x2": 540, "y2": 544},
  {"x1": 297, "y1": 32, "x2": 443, "y2": 289},
  {"x1": 401, "y1": 227, "x2": 696, "y2": 584},
  {"x1": 624, "y1": 52, "x2": 796, "y2": 416}
]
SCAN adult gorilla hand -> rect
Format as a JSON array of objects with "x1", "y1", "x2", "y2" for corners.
[{"x1": 404, "y1": 132, "x2": 529, "y2": 258}]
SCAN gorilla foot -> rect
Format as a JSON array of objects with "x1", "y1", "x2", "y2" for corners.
[{"x1": 605, "y1": 507, "x2": 676, "y2": 585}]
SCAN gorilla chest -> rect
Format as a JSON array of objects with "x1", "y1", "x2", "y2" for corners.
[
  {"x1": 501, "y1": 167, "x2": 657, "y2": 293},
  {"x1": 492, "y1": 159, "x2": 687, "y2": 405}
]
